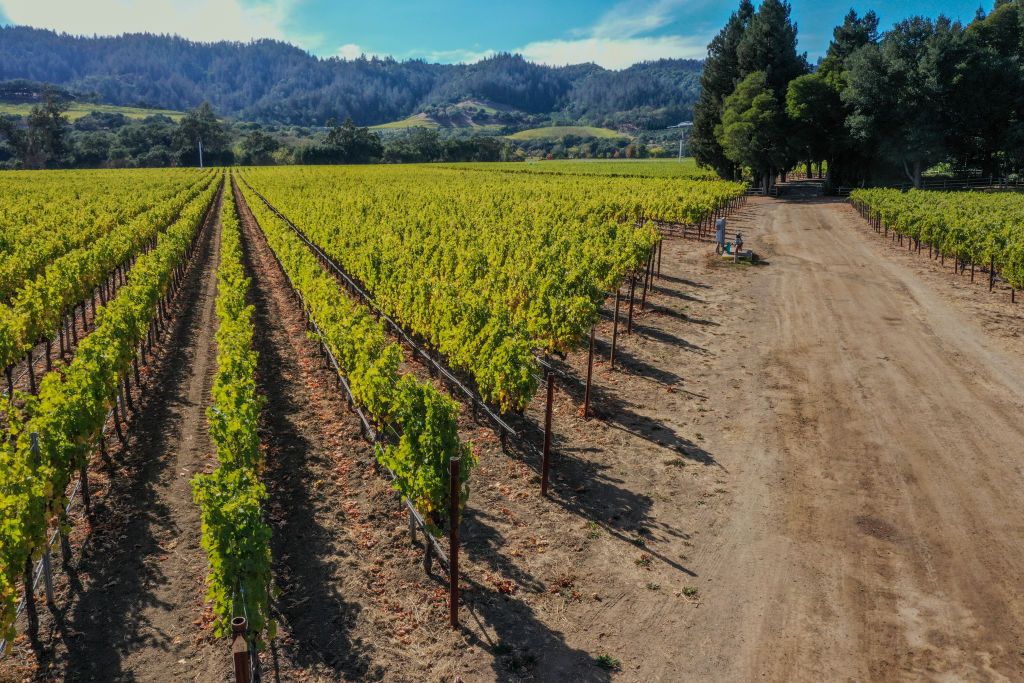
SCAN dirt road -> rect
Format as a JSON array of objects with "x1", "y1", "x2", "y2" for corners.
[{"x1": 680, "y1": 196, "x2": 1024, "y2": 681}]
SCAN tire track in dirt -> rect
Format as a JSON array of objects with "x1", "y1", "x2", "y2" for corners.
[{"x1": 689, "y1": 196, "x2": 1024, "y2": 682}]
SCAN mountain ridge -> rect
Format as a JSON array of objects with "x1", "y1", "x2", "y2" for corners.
[{"x1": 0, "y1": 26, "x2": 703, "y2": 129}]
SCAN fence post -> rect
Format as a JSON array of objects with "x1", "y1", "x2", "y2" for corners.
[
  {"x1": 626, "y1": 274, "x2": 636, "y2": 335},
  {"x1": 541, "y1": 373, "x2": 554, "y2": 496},
  {"x1": 449, "y1": 456, "x2": 461, "y2": 630},
  {"x1": 41, "y1": 547, "x2": 55, "y2": 607},
  {"x1": 640, "y1": 251, "x2": 652, "y2": 311},
  {"x1": 583, "y1": 326, "x2": 595, "y2": 420},
  {"x1": 24, "y1": 557, "x2": 38, "y2": 641},
  {"x1": 610, "y1": 289, "x2": 620, "y2": 370},
  {"x1": 232, "y1": 617, "x2": 252, "y2": 683}
]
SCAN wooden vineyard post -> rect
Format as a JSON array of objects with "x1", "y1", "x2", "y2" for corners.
[
  {"x1": 627, "y1": 274, "x2": 636, "y2": 335},
  {"x1": 657, "y1": 240, "x2": 663, "y2": 277},
  {"x1": 541, "y1": 373, "x2": 554, "y2": 496},
  {"x1": 583, "y1": 326, "x2": 595, "y2": 420},
  {"x1": 81, "y1": 462, "x2": 91, "y2": 514},
  {"x1": 449, "y1": 456, "x2": 461, "y2": 630},
  {"x1": 610, "y1": 289, "x2": 620, "y2": 370},
  {"x1": 990, "y1": 256, "x2": 995, "y2": 292}
]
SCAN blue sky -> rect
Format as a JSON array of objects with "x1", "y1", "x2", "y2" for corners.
[{"x1": 0, "y1": 0, "x2": 991, "y2": 69}]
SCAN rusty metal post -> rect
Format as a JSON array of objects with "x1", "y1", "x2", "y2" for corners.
[
  {"x1": 81, "y1": 464, "x2": 91, "y2": 513},
  {"x1": 626, "y1": 274, "x2": 636, "y2": 335},
  {"x1": 583, "y1": 326, "x2": 595, "y2": 420},
  {"x1": 24, "y1": 556, "x2": 38, "y2": 641},
  {"x1": 610, "y1": 289, "x2": 620, "y2": 370},
  {"x1": 541, "y1": 373, "x2": 554, "y2": 496},
  {"x1": 232, "y1": 617, "x2": 252, "y2": 683},
  {"x1": 449, "y1": 456, "x2": 461, "y2": 630}
]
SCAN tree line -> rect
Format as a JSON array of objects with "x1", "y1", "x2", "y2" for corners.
[
  {"x1": 0, "y1": 97, "x2": 517, "y2": 169},
  {"x1": 692, "y1": 0, "x2": 1024, "y2": 191}
]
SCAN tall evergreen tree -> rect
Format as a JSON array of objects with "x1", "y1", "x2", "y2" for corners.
[
  {"x1": 174, "y1": 102, "x2": 230, "y2": 166},
  {"x1": 691, "y1": 0, "x2": 754, "y2": 178},
  {"x1": 736, "y1": 0, "x2": 808, "y2": 97},
  {"x1": 788, "y1": 9, "x2": 880, "y2": 186},
  {"x1": 717, "y1": 71, "x2": 790, "y2": 191},
  {"x1": 819, "y1": 9, "x2": 881, "y2": 81}
]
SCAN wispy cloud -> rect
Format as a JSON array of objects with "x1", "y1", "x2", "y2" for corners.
[
  {"x1": 0, "y1": 0, "x2": 300, "y2": 44},
  {"x1": 517, "y1": 0, "x2": 709, "y2": 69},
  {"x1": 587, "y1": 0, "x2": 687, "y2": 39}
]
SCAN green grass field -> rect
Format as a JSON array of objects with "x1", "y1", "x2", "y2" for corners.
[
  {"x1": 0, "y1": 101, "x2": 185, "y2": 121},
  {"x1": 506, "y1": 126, "x2": 628, "y2": 141},
  {"x1": 370, "y1": 113, "x2": 441, "y2": 130}
]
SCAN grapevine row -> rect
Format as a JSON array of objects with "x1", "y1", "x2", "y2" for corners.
[
  {"x1": 191, "y1": 175, "x2": 274, "y2": 644},
  {"x1": 0, "y1": 172, "x2": 219, "y2": 380},
  {"x1": 235, "y1": 178, "x2": 475, "y2": 525},
  {"x1": 240, "y1": 166, "x2": 741, "y2": 411},
  {"x1": 850, "y1": 188, "x2": 1024, "y2": 291},
  {"x1": 0, "y1": 176, "x2": 221, "y2": 640},
  {"x1": 0, "y1": 169, "x2": 208, "y2": 304}
]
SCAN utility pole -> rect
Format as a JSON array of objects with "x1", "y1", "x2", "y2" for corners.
[
  {"x1": 198, "y1": 138, "x2": 204, "y2": 168},
  {"x1": 667, "y1": 121, "x2": 692, "y2": 161}
]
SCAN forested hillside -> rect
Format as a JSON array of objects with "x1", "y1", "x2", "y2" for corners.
[{"x1": 0, "y1": 27, "x2": 702, "y2": 128}]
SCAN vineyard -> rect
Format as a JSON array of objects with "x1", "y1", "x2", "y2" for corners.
[
  {"x1": 850, "y1": 188, "x2": 1024, "y2": 297},
  {"x1": 0, "y1": 162, "x2": 746, "y2": 679}
]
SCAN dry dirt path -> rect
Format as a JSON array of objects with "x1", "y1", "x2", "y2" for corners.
[{"x1": 680, "y1": 196, "x2": 1024, "y2": 682}]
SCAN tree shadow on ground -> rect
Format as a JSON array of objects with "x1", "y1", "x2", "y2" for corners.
[{"x1": 459, "y1": 508, "x2": 614, "y2": 682}]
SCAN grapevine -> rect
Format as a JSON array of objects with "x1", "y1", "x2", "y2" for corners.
[
  {"x1": 192, "y1": 176, "x2": 274, "y2": 643},
  {"x1": 236, "y1": 178, "x2": 474, "y2": 527}
]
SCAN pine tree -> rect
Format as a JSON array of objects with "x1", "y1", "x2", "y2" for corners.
[{"x1": 691, "y1": 0, "x2": 754, "y2": 178}]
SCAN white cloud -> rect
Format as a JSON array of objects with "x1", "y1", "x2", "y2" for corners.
[
  {"x1": 0, "y1": 0, "x2": 296, "y2": 43},
  {"x1": 517, "y1": 34, "x2": 706, "y2": 70},
  {"x1": 418, "y1": 47, "x2": 497, "y2": 64},
  {"x1": 336, "y1": 43, "x2": 364, "y2": 59},
  {"x1": 588, "y1": 0, "x2": 688, "y2": 39},
  {"x1": 514, "y1": 1, "x2": 710, "y2": 70}
]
